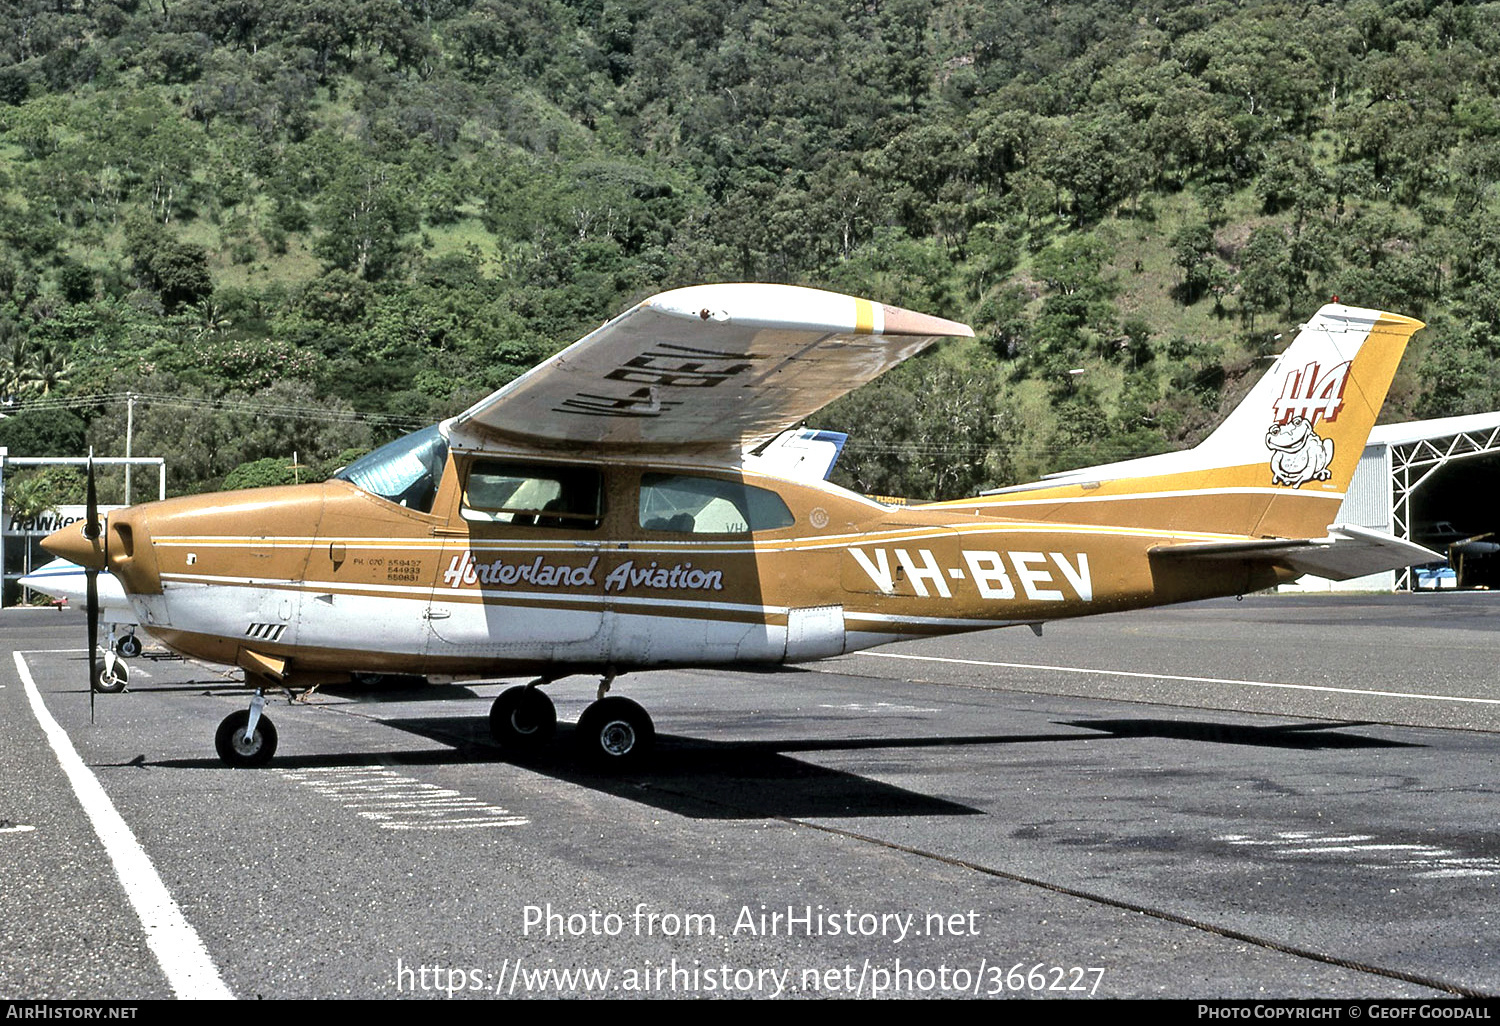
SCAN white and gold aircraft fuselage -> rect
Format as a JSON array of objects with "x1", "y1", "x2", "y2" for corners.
[{"x1": 45, "y1": 285, "x2": 1434, "y2": 768}]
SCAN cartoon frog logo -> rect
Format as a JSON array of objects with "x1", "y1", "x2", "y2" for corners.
[{"x1": 1265, "y1": 417, "x2": 1334, "y2": 488}]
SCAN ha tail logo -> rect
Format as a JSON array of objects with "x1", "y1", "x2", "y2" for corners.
[
  {"x1": 1265, "y1": 360, "x2": 1349, "y2": 488},
  {"x1": 1272, "y1": 360, "x2": 1351, "y2": 426}
]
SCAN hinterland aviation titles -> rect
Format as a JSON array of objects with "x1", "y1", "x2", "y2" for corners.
[{"x1": 442, "y1": 553, "x2": 725, "y2": 593}]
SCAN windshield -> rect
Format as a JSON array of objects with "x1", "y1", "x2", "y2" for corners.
[{"x1": 333, "y1": 424, "x2": 449, "y2": 513}]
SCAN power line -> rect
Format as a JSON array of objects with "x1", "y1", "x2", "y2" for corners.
[
  {"x1": 0, "y1": 392, "x2": 429, "y2": 430},
  {"x1": 2, "y1": 394, "x2": 1168, "y2": 463}
]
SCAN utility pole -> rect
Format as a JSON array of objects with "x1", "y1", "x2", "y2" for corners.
[{"x1": 124, "y1": 393, "x2": 135, "y2": 506}]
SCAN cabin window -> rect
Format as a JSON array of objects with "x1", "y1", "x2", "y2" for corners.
[
  {"x1": 462, "y1": 462, "x2": 603, "y2": 528},
  {"x1": 333, "y1": 425, "x2": 449, "y2": 514},
  {"x1": 638, "y1": 473, "x2": 794, "y2": 535}
]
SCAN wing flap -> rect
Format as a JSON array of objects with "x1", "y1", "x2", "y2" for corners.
[
  {"x1": 1150, "y1": 524, "x2": 1440, "y2": 581},
  {"x1": 446, "y1": 284, "x2": 972, "y2": 454}
]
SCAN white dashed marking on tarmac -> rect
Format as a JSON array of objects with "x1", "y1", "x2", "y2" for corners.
[
  {"x1": 1216, "y1": 831, "x2": 1500, "y2": 879},
  {"x1": 278, "y1": 766, "x2": 529, "y2": 830}
]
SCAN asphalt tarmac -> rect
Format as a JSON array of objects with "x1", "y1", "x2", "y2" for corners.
[{"x1": 2, "y1": 593, "x2": 1497, "y2": 1000}]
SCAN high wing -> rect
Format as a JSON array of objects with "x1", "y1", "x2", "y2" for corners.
[{"x1": 444, "y1": 283, "x2": 973, "y2": 454}]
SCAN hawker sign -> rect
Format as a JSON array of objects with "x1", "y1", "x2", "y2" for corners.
[{"x1": 5, "y1": 504, "x2": 124, "y2": 537}]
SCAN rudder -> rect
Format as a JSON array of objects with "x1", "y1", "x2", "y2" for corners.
[{"x1": 962, "y1": 303, "x2": 1424, "y2": 540}]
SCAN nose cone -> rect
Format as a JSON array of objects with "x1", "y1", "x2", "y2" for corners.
[{"x1": 42, "y1": 520, "x2": 106, "y2": 571}]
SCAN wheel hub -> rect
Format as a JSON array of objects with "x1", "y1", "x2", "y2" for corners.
[
  {"x1": 231, "y1": 732, "x2": 263, "y2": 757},
  {"x1": 598, "y1": 720, "x2": 636, "y2": 756}
]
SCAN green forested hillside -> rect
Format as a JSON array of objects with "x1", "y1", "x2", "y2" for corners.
[{"x1": 1, "y1": 0, "x2": 1498, "y2": 499}]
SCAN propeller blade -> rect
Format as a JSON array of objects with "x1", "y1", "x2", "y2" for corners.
[
  {"x1": 86, "y1": 568, "x2": 98, "y2": 722},
  {"x1": 84, "y1": 451, "x2": 100, "y2": 722}
]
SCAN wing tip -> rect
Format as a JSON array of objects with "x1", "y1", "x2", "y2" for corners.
[
  {"x1": 879, "y1": 302, "x2": 975, "y2": 339},
  {"x1": 642, "y1": 283, "x2": 973, "y2": 338}
]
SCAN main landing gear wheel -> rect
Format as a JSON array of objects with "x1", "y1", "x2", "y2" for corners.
[
  {"x1": 215, "y1": 709, "x2": 278, "y2": 767},
  {"x1": 489, "y1": 686, "x2": 557, "y2": 753},
  {"x1": 116, "y1": 633, "x2": 143, "y2": 659},
  {"x1": 575, "y1": 696, "x2": 654, "y2": 770},
  {"x1": 93, "y1": 660, "x2": 129, "y2": 694}
]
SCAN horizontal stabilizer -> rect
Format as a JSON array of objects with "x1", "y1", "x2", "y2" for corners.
[
  {"x1": 743, "y1": 428, "x2": 849, "y2": 482},
  {"x1": 1150, "y1": 524, "x2": 1440, "y2": 581}
]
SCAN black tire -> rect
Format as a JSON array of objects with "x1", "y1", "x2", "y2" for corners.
[
  {"x1": 93, "y1": 661, "x2": 129, "y2": 694},
  {"x1": 215, "y1": 710, "x2": 278, "y2": 767},
  {"x1": 575, "y1": 697, "x2": 654, "y2": 770},
  {"x1": 489, "y1": 686, "x2": 557, "y2": 752},
  {"x1": 117, "y1": 634, "x2": 143, "y2": 659}
]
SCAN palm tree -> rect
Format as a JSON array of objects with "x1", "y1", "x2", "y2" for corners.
[
  {"x1": 192, "y1": 297, "x2": 232, "y2": 339},
  {"x1": 24, "y1": 343, "x2": 71, "y2": 395},
  {"x1": 1, "y1": 337, "x2": 33, "y2": 401}
]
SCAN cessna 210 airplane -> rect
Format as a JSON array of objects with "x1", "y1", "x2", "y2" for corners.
[{"x1": 43, "y1": 284, "x2": 1435, "y2": 770}]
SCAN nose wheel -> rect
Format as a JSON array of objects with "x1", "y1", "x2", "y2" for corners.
[
  {"x1": 215, "y1": 691, "x2": 278, "y2": 767},
  {"x1": 93, "y1": 657, "x2": 129, "y2": 694}
]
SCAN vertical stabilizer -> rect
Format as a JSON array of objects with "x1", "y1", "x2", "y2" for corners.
[{"x1": 957, "y1": 304, "x2": 1424, "y2": 539}]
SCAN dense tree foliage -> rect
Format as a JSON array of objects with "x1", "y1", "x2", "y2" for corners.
[{"x1": 0, "y1": 0, "x2": 1497, "y2": 497}]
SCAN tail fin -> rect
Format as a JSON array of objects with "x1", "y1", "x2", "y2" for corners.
[{"x1": 967, "y1": 303, "x2": 1424, "y2": 539}]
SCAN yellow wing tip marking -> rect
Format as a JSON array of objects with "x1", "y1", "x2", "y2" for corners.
[
  {"x1": 1375, "y1": 310, "x2": 1426, "y2": 334},
  {"x1": 879, "y1": 303, "x2": 974, "y2": 338},
  {"x1": 854, "y1": 298, "x2": 875, "y2": 335}
]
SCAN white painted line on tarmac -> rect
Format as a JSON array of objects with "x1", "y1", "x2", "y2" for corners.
[
  {"x1": 20, "y1": 650, "x2": 156, "y2": 679},
  {"x1": 15, "y1": 652, "x2": 234, "y2": 1000},
  {"x1": 855, "y1": 651, "x2": 1500, "y2": 706}
]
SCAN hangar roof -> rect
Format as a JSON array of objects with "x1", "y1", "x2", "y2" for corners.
[{"x1": 1368, "y1": 412, "x2": 1500, "y2": 448}]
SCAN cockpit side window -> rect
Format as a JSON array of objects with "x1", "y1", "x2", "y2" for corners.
[
  {"x1": 332, "y1": 425, "x2": 449, "y2": 514},
  {"x1": 462, "y1": 462, "x2": 603, "y2": 529}
]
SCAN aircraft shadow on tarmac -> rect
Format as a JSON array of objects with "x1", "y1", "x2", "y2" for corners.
[
  {"x1": 1060, "y1": 718, "x2": 1422, "y2": 749},
  {"x1": 144, "y1": 714, "x2": 1415, "y2": 818},
  {"x1": 149, "y1": 714, "x2": 1127, "y2": 819},
  {"x1": 324, "y1": 716, "x2": 1043, "y2": 819}
]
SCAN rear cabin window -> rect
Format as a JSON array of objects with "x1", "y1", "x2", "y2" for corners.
[
  {"x1": 638, "y1": 473, "x2": 794, "y2": 535},
  {"x1": 462, "y1": 462, "x2": 603, "y2": 529}
]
